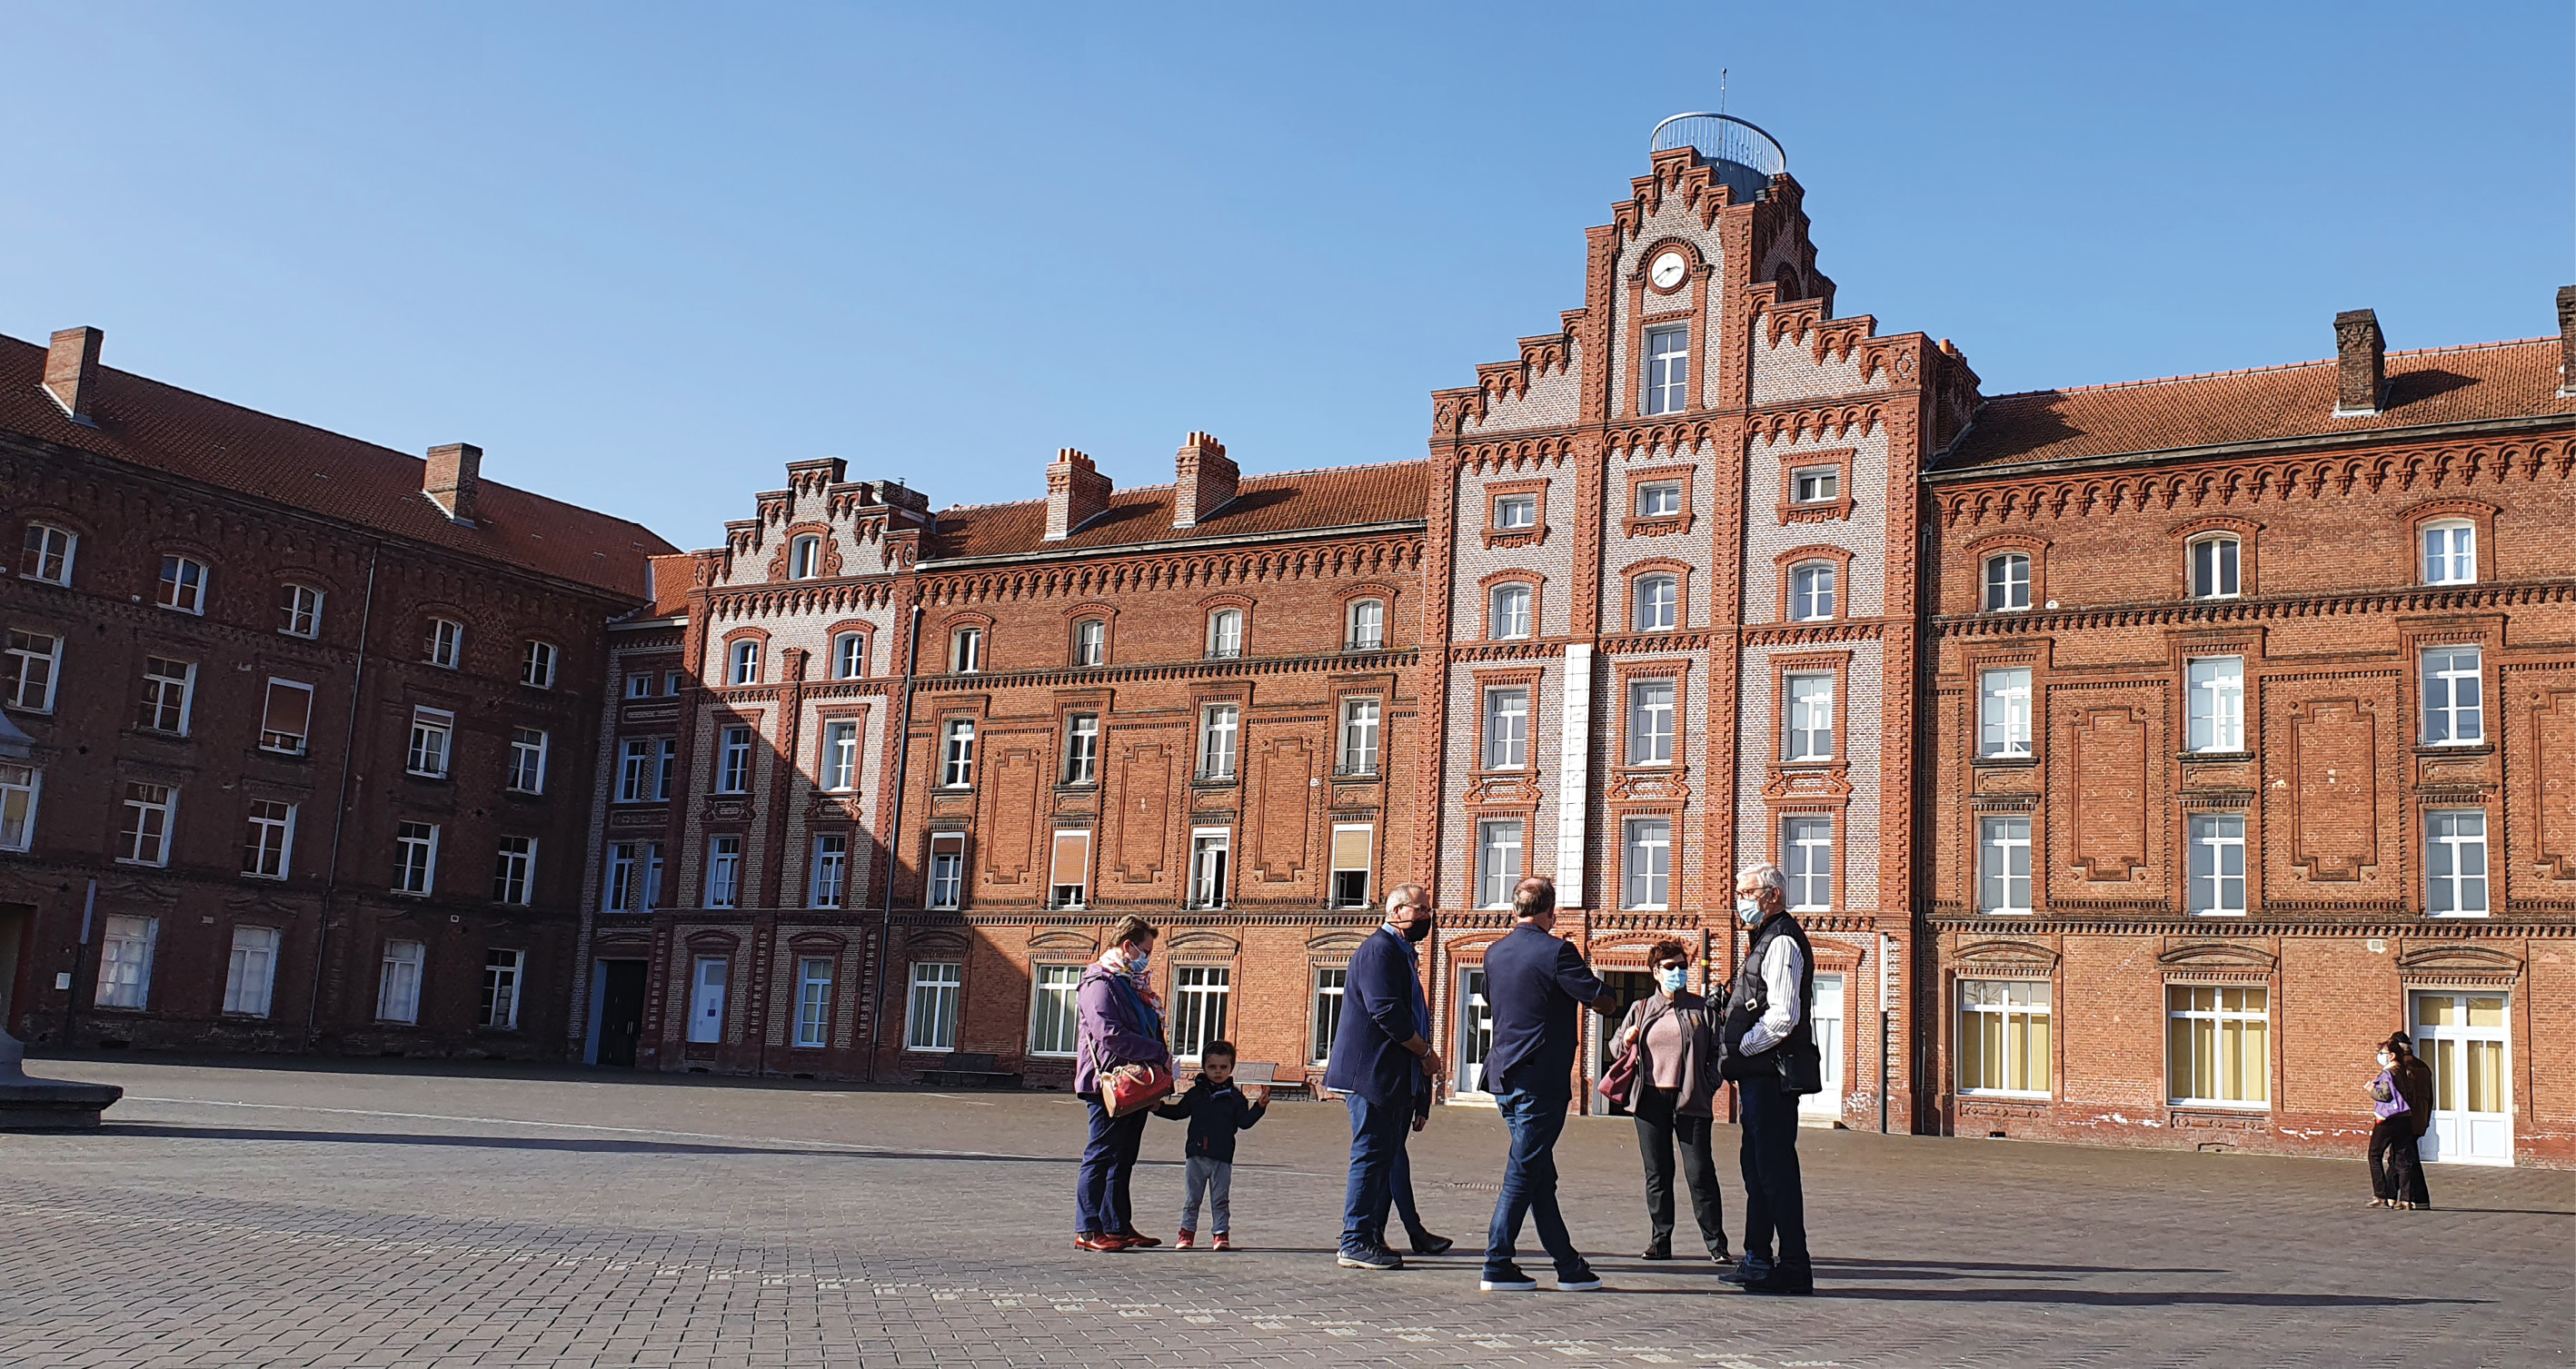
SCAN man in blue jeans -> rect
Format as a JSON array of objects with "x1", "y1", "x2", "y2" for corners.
[
  {"x1": 1476, "y1": 876, "x2": 1613, "y2": 1292},
  {"x1": 1323, "y1": 883, "x2": 1445, "y2": 1270}
]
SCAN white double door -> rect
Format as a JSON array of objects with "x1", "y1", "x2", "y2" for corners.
[
  {"x1": 2412, "y1": 990, "x2": 2512, "y2": 1166},
  {"x1": 1799, "y1": 974, "x2": 1845, "y2": 1123}
]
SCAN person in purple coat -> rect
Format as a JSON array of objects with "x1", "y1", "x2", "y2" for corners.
[{"x1": 1074, "y1": 915, "x2": 1170, "y2": 1252}]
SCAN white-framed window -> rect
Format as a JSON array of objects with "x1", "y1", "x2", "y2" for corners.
[
  {"x1": 1788, "y1": 562, "x2": 1837, "y2": 621},
  {"x1": 4, "y1": 630, "x2": 61, "y2": 712},
  {"x1": 794, "y1": 957, "x2": 835, "y2": 1047},
  {"x1": 718, "y1": 725, "x2": 754, "y2": 793},
  {"x1": 642, "y1": 840, "x2": 665, "y2": 908},
  {"x1": 1979, "y1": 667, "x2": 2034, "y2": 759},
  {"x1": 241, "y1": 799, "x2": 294, "y2": 879},
  {"x1": 1346, "y1": 598, "x2": 1385, "y2": 650},
  {"x1": 705, "y1": 835, "x2": 741, "y2": 908},
  {"x1": 626, "y1": 672, "x2": 652, "y2": 699},
  {"x1": 491, "y1": 836, "x2": 536, "y2": 906},
  {"x1": 823, "y1": 719, "x2": 860, "y2": 791},
  {"x1": 941, "y1": 719, "x2": 976, "y2": 788},
  {"x1": 1048, "y1": 829, "x2": 1091, "y2": 909},
  {"x1": 831, "y1": 631, "x2": 866, "y2": 679},
  {"x1": 407, "y1": 708, "x2": 453, "y2": 779},
  {"x1": 1622, "y1": 817, "x2": 1670, "y2": 909},
  {"x1": 1958, "y1": 979, "x2": 2051, "y2": 1096},
  {"x1": 1984, "y1": 552, "x2": 2031, "y2": 611},
  {"x1": 1626, "y1": 678, "x2": 1675, "y2": 766},
  {"x1": 2183, "y1": 657, "x2": 2245, "y2": 754},
  {"x1": 906, "y1": 961, "x2": 963, "y2": 1052},
  {"x1": 1489, "y1": 583, "x2": 1533, "y2": 640},
  {"x1": 653, "y1": 738, "x2": 677, "y2": 799},
  {"x1": 482, "y1": 948, "x2": 523, "y2": 1029},
  {"x1": 119, "y1": 782, "x2": 176, "y2": 867},
  {"x1": 618, "y1": 739, "x2": 653, "y2": 802},
  {"x1": 2421, "y1": 519, "x2": 2476, "y2": 586},
  {"x1": 507, "y1": 727, "x2": 549, "y2": 794},
  {"x1": 789, "y1": 534, "x2": 822, "y2": 580},
  {"x1": 157, "y1": 554, "x2": 207, "y2": 614},
  {"x1": 1197, "y1": 704, "x2": 1238, "y2": 780},
  {"x1": 1635, "y1": 574, "x2": 1678, "y2": 631},
  {"x1": 0, "y1": 761, "x2": 39, "y2": 851},
  {"x1": 1062, "y1": 712, "x2": 1099, "y2": 786},
  {"x1": 1979, "y1": 816, "x2": 2031, "y2": 916},
  {"x1": 1310, "y1": 967, "x2": 1348, "y2": 1065},
  {"x1": 1205, "y1": 609, "x2": 1243, "y2": 660},
  {"x1": 94, "y1": 914, "x2": 159, "y2": 1010},
  {"x1": 1329, "y1": 824, "x2": 1374, "y2": 909},
  {"x1": 259, "y1": 679, "x2": 314, "y2": 755},
  {"x1": 377, "y1": 939, "x2": 424, "y2": 1024},
  {"x1": 393, "y1": 820, "x2": 439, "y2": 894},
  {"x1": 1493, "y1": 492, "x2": 1538, "y2": 531},
  {"x1": 1074, "y1": 617, "x2": 1107, "y2": 667},
  {"x1": 425, "y1": 618, "x2": 463, "y2": 669},
  {"x1": 1644, "y1": 324, "x2": 1688, "y2": 415},
  {"x1": 2422, "y1": 646, "x2": 2483, "y2": 745},
  {"x1": 135, "y1": 656, "x2": 196, "y2": 734},
  {"x1": 2190, "y1": 536, "x2": 2240, "y2": 600},
  {"x1": 1171, "y1": 966, "x2": 1232, "y2": 1060},
  {"x1": 686, "y1": 956, "x2": 727, "y2": 1043},
  {"x1": 21, "y1": 522, "x2": 75, "y2": 585},
  {"x1": 1029, "y1": 963, "x2": 1085, "y2": 1057},
  {"x1": 1483, "y1": 687, "x2": 1529, "y2": 769},
  {"x1": 1785, "y1": 671, "x2": 1835, "y2": 761},
  {"x1": 1791, "y1": 466, "x2": 1839, "y2": 504},
  {"x1": 2187, "y1": 814, "x2": 2245, "y2": 916},
  {"x1": 223, "y1": 925, "x2": 282, "y2": 1017},
  {"x1": 2426, "y1": 809, "x2": 2489, "y2": 917},
  {"x1": 810, "y1": 833, "x2": 847, "y2": 908},
  {"x1": 728, "y1": 639, "x2": 761, "y2": 686},
  {"x1": 1637, "y1": 481, "x2": 1684, "y2": 518},
  {"x1": 605, "y1": 841, "x2": 640, "y2": 911},
  {"x1": 1338, "y1": 698, "x2": 1380, "y2": 774},
  {"x1": 2168, "y1": 985, "x2": 2267, "y2": 1106},
  {"x1": 278, "y1": 582, "x2": 323, "y2": 637},
  {"x1": 1477, "y1": 818, "x2": 1522, "y2": 908},
  {"x1": 520, "y1": 640, "x2": 556, "y2": 689},
  {"x1": 950, "y1": 626, "x2": 984, "y2": 674},
  {"x1": 1189, "y1": 828, "x2": 1230, "y2": 909},
  {"x1": 1785, "y1": 816, "x2": 1833, "y2": 911},
  {"x1": 928, "y1": 833, "x2": 965, "y2": 909}
]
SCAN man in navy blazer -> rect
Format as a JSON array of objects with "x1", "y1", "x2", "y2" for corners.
[
  {"x1": 1477, "y1": 876, "x2": 1611, "y2": 1292},
  {"x1": 1323, "y1": 882, "x2": 1445, "y2": 1270}
]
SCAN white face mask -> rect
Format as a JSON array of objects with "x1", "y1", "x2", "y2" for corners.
[
  {"x1": 1735, "y1": 898, "x2": 1763, "y2": 927},
  {"x1": 2376, "y1": 1052, "x2": 2394, "y2": 1069}
]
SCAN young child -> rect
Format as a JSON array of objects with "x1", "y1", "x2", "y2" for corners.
[{"x1": 1156, "y1": 1040, "x2": 1268, "y2": 1249}]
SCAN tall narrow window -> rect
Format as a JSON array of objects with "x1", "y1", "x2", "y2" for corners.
[
  {"x1": 119, "y1": 782, "x2": 176, "y2": 867},
  {"x1": 810, "y1": 833, "x2": 848, "y2": 908},
  {"x1": 2190, "y1": 536, "x2": 2240, "y2": 599},
  {"x1": 1635, "y1": 575, "x2": 1679, "y2": 631},
  {"x1": 157, "y1": 554, "x2": 207, "y2": 613},
  {"x1": 2187, "y1": 814, "x2": 2245, "y2": 916},
  {"x1": 1785, "y1": 816, "x2": 1833, "y2": 910},
  {"x1": 1205, "y1": 610, "x2": 1243, "y2": 660},
  {"x1": 1785, "y1": 672, "x2": 1835, "y2": 761},
  {"x1": 1979, "y1": 668, "x2": 2034, "y2": 759},
  {"x1": 241, "y1": 799, "x2": 294, "y2": 879},
  {"x1": 1330, "y1": 825, "x2": 1374, "y2": 908},
  {"x1": 507, "y1": 728, "x2": 549, "y2": 793},
  {"x1": 1347, "y1": 599, "x2": 1385, "y2": 650},
  {"x1": 491, "y1": 836, "x2": 536, "y2": 905},
  {"x1": 795, "y1": 957, "x2": 835, "y2": 1047},
  {"x1": 407, "y1": 709, "x2": 454, "y2": 778},
  {"x1": 686, "y1": 957, "x2": 727, "y2": 1043},
  {"x1": 135, "y1": 657, "x2": 196, "y2": 734},
  {"x1": 2168, "y1": 986, "x2": 2267, "y2": 1106},
  {"x1": 2421, "y1": 520, "x2": 2476, "y2": 585},
  {"x1": 1049, "y1": 829, "x2": 1090, "y2": 909},
  {"x1": 1788, "y1": 562, "x2": 1837, "y2": 621},
  {"x1": 377, "y1": 940, "x2": 424, "y2": 1024},
  {"x1": 2426, "y1": 809, "x2": 2489, "y2": 916},
  {"x1": 1029, "y1": 964, "x2": 1082, "y2": 1057},
  {"x1": 728, "y1": 640, "x2": 761, "y2": 686},
  {"x1": 907, "y1": 962, "x2": 963, "y2": 1052},
  {"x1": 718, "y1": 725, "x2": 754, "y2": 793},
  {"x1": 0, "y1": 761, "x2": 39, "y2": 851},
  {"x1": 482, "y1": 948, "x2": 524, "y2": 1029},
  {"x1": 618, "y1": 739, "x2": 652, "y2": 802},
  {"x1": 1644, "y1": 324, "x2": 1688, "y2": 415},
  {"x1": 1062, "y1": 713, "x2": 1099, "y2": 786},
  {"x1": 1338, "y1": 698, "x2": 1380, "y2": 774},
  {"x1": 605, "y1": 842, "x2": 639, "y2": 911},
  {"x1": 278, "y1": 583, "x2": 323, "y2": 637},
  {"x1": 521, "y1": 640, "x2": 557, "y2": 689},
  {"x1": 1172, "y1": 967, "x2": 1232, "y2": 1059},
  {"x1": 2185, "y1": 657, "x2": 2245, "y2": 753},
  {"x1": 1984, "y1": 553, "x2": 2031, "y2": 611},
  {"x1": 789, "y1": 534, "x2": 821, "y2": 580},
  {"x1": 21, "y1": 523, "x2": 75, "y2": 584},
  {"x1": 1979, "y1": 816, "x2": 2031, "y2": 915},
  {"x1": 2422, "y1": 646, "x2": 2483, "y2": 744},
  {"x1": 1197, "y1": 705, "x2": 1238, "y2": 780},
  {"x1": 4, "y1": 630, "x2": 60, "y2": 712},
  {"x1": 223, "y1": 926, "x2": 282, "y2": 1017},
  {"x1": 654, "y1": 739, "x2": 678, "y2": 800},
  {"x1": 831, "y1": 631, "x2": 866, "y2": 679},
  {"x1": 393, "y1": 821, "x2": 439, "y2": 894},
  {"x1": 1310, "y1": 967, "x2": 1348, "y2": 1065},
  {"x1": 705, "y1": 835, "x2": 741, "y2": 908},
  {"x1": 1490, "y1": 583, "x2": 1533, "y2": 640},
  {"x1": 1189, "y1": 828, "x2": 1230, "y2": 908},
  {"x1": 823, "y1": 719, "x2": 860, "y2": 791},
  {"x1": 1626, "y1": 679, "x2": 1675, "y2": 766},
  {"x1": 1958, "y1": 980, "x2": 2051, "y2": 1096},
  {"x1": 1483, "y1": 687, "x2": 1529, "y2": 769},
  {"x1": 941, "y1": 720, "x2": 976, "y2": 788},
  {"x1": 928, "y1": 833, "x2": 966, "y2": 909},
  {"x1": 950, "y1": 626, "x2": 984, "y2": 674},
  {"x1": 259, "y1": 680, "x2": 314, "y2": 755},
  {"x1": 1622, "y1": 817, "x2": 1670, "y2": 909},
  {"x1": 95, "y1": 915, "x2": 159, "y2": 1009},
  {"x1": 426, "y1": 618, "x2": 463, "y2": 669},
  {"x1": 1074, "y1": 618, "x2": 1107, "y2": 667},
  {"x1": 1477, "y1": 819, "x2": 1523, "y2": 908}
]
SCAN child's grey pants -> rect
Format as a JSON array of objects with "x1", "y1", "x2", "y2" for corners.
[{"x1": 1181, "y1": 1156, "x2": 1232, "y2": 1233}]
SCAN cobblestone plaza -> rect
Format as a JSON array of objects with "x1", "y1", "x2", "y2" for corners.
[{"x1": 5, "y1": 1059, "x2": 2570, "y2": 1367}]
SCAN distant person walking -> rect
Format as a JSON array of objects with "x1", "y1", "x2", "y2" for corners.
[
  {"x1": 1476, "y1": 876, "x2": 1612, "y2": 1294},
  {"x1": 2368, "y1": 1032, "x2": 2436, "y2": 1210},
  {"x1": 1613, "y1": 937, "x2": 1732, "y2": 1265},
  {"x1": 1323, "y1": 883, "x2": 1445, "y2": 1270},
  {"x1": 1718, "y1": 863, "x2": 1819, "y2": 1295},
  {"x1": 1073, "y1": 916, "x2": 1170, "y2": 1252}
]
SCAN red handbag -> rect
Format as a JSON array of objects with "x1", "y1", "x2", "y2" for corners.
[
  {"x1": 1598, "y1": 1043, "x2": 1641, "y2": 1111},
  {"x1": 1103, "y1": 1060, "x2": 1175, "y2": 1117}
]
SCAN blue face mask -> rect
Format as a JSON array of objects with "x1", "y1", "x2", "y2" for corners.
[
  {"x1": 1656, "y1": 967, "x2": 1687, "y2": 993},
  {"x1": 1130, "y1": 950, "x2": 1151, "y2": 977},
  {"x1": 1736, "y1": 898, "x2": 1764, "y2": 928}
]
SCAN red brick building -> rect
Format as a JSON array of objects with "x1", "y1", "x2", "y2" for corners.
[{"x1": 0, "y1": 326, "x2": 672, "y2": 1058}]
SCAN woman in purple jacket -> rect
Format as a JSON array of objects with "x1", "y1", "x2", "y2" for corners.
[{"x1": 1074, "y1": 915, "x2": 1171, "y2": 1251}]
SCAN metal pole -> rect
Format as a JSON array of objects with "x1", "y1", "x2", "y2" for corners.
[{"x1": 867, "y1": 602, "x2": 923, "y2": 1083}]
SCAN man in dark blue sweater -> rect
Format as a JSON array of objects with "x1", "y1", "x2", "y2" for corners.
[
  {"x1": 1156, "y1": 1040, "x2": 1268, "y2": 1249},
  {"x1": 1477, "y1": 876, "x2": 1612, "y2": 1293}
]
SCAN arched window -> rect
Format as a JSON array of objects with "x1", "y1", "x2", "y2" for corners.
[
  {"x1": 1634, "y1": 575, "x2": 1679, "y2": 631},
  {"x1": 831, "y1": 631, "x2": 866, "y2": 679},
  {"x1": 2190, "y1": 536, "x2": 2241, "y2": 600},
  {"x1": 1073, "y1": 618, "x2": 1107, "y2": 667},
  {"x1": 729, "y1": 639, "x2": 761, "y2": 686},
  {"x1": 950, "y1": 627, "x2": 984, "y2": 674},
  {"x1": 1345, "y1": 598, "x2": 1385, "y2": 651},
  {"x1": 1490, "y1": 583, "x2": 1533, "y2": 640},
  {"x1": 21, "y1": 522, "x2": 75, "y2": 585},
  {"x1": 521, "y1": 640, "x2": 557, "y2": 689},
  {"x1": 788, "y1": 535, "x2": 822, "y2": 580},
  {"x1": 1788, "y1": 562, "x2": 1837, "y2": 622},
  {"x1": 1984, "y1": 553, "x2": 2031, "y2": 611},
  {"x1": 157, "y1": 554, "x2": 207, "y2": 614},
  {"x1": 425, "y1": 618, "x2": 464, "y2": 669},
  {"x1": 2421, "y1": 519, "x2": 2476, "y2": 586},
  {"x1": 1205, "y1": 609, "x2": 1244, "y2": 660}
]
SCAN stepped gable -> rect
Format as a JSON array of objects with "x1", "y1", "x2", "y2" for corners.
[
  {"x1": 926, "y1": 458, "x2": 1431, "y2": 560},
  {"x1": 1941, "y1": 337, "x2": 2576, "y2": 471},
  {"x1": 0, "y1": 331, "x2": 675, "y2": 596}
]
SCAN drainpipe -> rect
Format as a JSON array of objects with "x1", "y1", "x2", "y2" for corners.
[
  {"x1": 305, "y1": 541, "x2": 381, "y2": 1047},
  {"x1": 868, "y1": 601, "x2": 923, "y2": 1082}
]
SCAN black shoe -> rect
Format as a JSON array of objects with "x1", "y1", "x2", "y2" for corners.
[
  {"x1": 1640, "y1": 1245, "x2": 1672, "y2": 1261},
  {"x1": 1717, "y1": 1255, "x2": 1770, "y2": 1285},
  {"x1": 1478, "y1": 1263, "x2": 1539, "y2": 1292},
  {"x1": 1708, "y1": 1247, "x2": 1737, "y2": 1266},
  {"x1": 1556, "y1": 1265, "x2": 1604, "y2": 1292},
  {"x1": 1740, "y1": 1262, "x2": 1814, "y2": 1296},
  {"x1": 1409, "y1": 1232, "x2": 1455, "y2": 1256},
  {"x1": 1336, "y1": 1244, "x2": 1403, "y2": 1271}
]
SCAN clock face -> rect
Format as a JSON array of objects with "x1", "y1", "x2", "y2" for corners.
[{"x1": 1650, "y1": 251, "x2": 1689, "y2": 290}]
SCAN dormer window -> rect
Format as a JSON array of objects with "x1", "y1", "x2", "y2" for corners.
[
  {"x1": 728, "y1": 639, "x2": 761, "y2": 686},
  {"x1": 2422, "y1": 520, "x2": 2476, "y2": 586},
  {"x1": 789, "y1": 535, "x2": 822, "y2": 580},
  {"x1": 1984, "y1": 553, "x2": 2031, "y2": 612},
  {"x1": 1490, "y1": 583, "x2": 1533, "y2": 640},
  {"x1": 1205, "y1": 610, "x2": 1243, "y2": 660},
  {"x1": 1074, "y1": 618, "x2": 1107, "y2": 668},
  {"x1": 2191, "y1": 536, "x2": 2241, "y2": 600}
]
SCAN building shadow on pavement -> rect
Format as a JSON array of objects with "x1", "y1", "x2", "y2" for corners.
[{"x1": 102, "y1": 1122, "x2": 1069, "y2": 1165}]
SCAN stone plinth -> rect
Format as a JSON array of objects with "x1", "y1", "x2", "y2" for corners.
[{"x1": 0, "y1": 1034, "x2": 121, "y2": 1129}]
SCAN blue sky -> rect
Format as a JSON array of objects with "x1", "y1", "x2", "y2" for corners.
[{"x1": 5, "y1": 3, "x2": 2568, "y2": 551}]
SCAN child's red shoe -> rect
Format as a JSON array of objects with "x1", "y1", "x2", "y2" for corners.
[
  {"x1": 1212, "y1": 1234, "x2": 1234, "y2": 1251},
  {"x1": 1175, "y1": 1231, "x2": 1196, "y2": 1249}
]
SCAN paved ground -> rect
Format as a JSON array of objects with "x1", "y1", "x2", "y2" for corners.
[{"x1": 2, "y1": 1057, "x2": 2569, "y2": 1368}]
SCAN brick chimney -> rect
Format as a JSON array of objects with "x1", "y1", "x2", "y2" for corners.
[
  {"x1": 1043, "y1": 448, "x2": 1110, "y2": 541},
  {"x1": 2332, "y1": 308, "x2": 2385, "y2": 416},
  {"x1": 424, "y1": 442, "x2": 482, "y2": 523},
  {"x1": 1170, "y1": 431, "x2": 1238, "y2": 529},
  {"x1": 42, "y1": 327, "x2": 103, "y2": 423},
  {"x1": 2556, "y1": 286, "x2": 2576, "y2": 396}
]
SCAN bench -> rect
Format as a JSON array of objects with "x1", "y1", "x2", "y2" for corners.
[{"x1": 917, "y1": 1052, "x2": 1023, "y2": 1089}]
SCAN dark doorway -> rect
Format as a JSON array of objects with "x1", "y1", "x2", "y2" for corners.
[
  {"x1": 1594, "y1": 969, "x2": 1656, "y2": 1115},
  {"x1": 0, "y1": 904, "x2": 30, "y2": 1038},
  {"x1": 597, "y1": 960, "x2": 648, "y2": 1067}
]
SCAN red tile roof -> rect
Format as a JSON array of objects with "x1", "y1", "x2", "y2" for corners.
[
  {"x1": 926, "y1": 460, "x2": 1430, "y2": 560},
  {"x1": 1939, "y1": 338, "x2": 2576, "y2": 471},
  {"x1": 0, "y1": 332, "x2": 675, "y2": 597}
]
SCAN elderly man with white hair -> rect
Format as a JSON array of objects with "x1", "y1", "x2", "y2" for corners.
[
  {"x1": 1717, "y1": 860, "x2": 1822, "y2": 1295},
  {"x1": 1322, "y1": 881, "x2": 1446, "y2": 1270}
]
